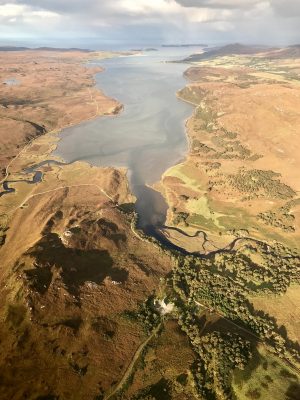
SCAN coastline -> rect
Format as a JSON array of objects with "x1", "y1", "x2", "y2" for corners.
[
  {"x1": 155, "y1": 56, "x2": 300, "y2": 254},
  {"x1": 0, "y1": 52, "x2": 126, "y2": 210},
  {"x1": 0, "y1": 50, "x2": 127, "y2": 179}
]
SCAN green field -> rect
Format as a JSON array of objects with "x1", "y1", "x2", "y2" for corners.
[{"x1": 233, "y1": 346, "x2": 300, "y2": 400}]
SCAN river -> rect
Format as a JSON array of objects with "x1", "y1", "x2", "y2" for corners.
[{"x1": 54, "y1": 48, "x2": 200, "y2": 232}]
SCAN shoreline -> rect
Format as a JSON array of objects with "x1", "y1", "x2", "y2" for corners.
[
  {"x1": 0, "y1": 54, "x2": 126, "y2": 202},
  {"x1": 49, "y1": 53, "x2": 195, "y2": 241},
  {"x1": 0, "y1": 50, "x2": 128, "y2": 182}
]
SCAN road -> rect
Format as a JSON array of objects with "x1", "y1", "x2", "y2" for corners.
[{"x1": 104, "y1": 323, "x2": 162, "y2": 400}]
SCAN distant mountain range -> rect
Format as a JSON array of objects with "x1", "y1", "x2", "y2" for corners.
[
  {"x1": 184, "y1": 43, "x2": 275, "y2": 62},
  {"x1": 183, "y1": 43, "x2": 300, "y2": 62},
  {"x1": 162, "y1": 44, "x2": 207, "y2": 48},
  {"x1": 0, "y1": 46, "x2": 91, "y2": 52}
]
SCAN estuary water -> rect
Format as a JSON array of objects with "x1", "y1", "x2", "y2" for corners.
[{"x1": 54, "y1": 48, "x2": 199, "y2": 230}]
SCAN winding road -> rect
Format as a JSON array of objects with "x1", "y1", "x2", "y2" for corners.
[{"x1": 104, "y1": 323, "x2": 162, "y2": 400}]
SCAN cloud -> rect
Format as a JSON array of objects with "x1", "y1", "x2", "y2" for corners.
[
  {"x1": 0, "y1": 0, "x2": 299, "y2": 45},
  {"x1": 174, "y1": 0, "x2": 260, "y2": 10},
  {"x1": 0, "y1": 3, "x2": 60, "y2": 25},
  {"x1": 271, "y1": 0, "x2": 300, "y2": 18}
]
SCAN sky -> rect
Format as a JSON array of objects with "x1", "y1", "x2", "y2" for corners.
[{"x1": 0, "y1": 0, "x2": 299, "y2": 47}]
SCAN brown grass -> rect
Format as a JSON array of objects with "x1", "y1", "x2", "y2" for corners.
[
  {"x1": 0, "y1": 50, "x2": 121, "y2": 177},
  {"x1": 250, "y1": 286, "x2": 300, "y2": 344}
]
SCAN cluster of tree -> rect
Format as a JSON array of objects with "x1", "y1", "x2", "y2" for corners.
[
  {"x1": 191, "y1": 125, "x2": 255, "y2": 163},
  {"x1": 192, "y1": 139, "x2": 215, "y2": 154},
  {"x1": 221, "y1": 128, "x2": 237, "y2": 140},
  {"x1": 218, "y1": 141, "x2": 252, "y2": 160},
  {"x1": 202, "y1": 161, "x2": 221, "y2": 172},
  {"x1": 177, "y1": 310, "x2": 252, "y2": 399},
  {"x1": 171, "y1": 251, "x2": 300, "y2": 365},
  {"x1": 229, "y1": 168, "x2": 296, "y2": 200},
  {"x1": 136, "y1": 295, "x2": 161, "y2": 334},
  {"x1": 167, "y1": 247, "x2": 300, "y2": 398},
  {"x1": 208, "y1": 134, "x2": 253, "y2": 161},
  {"x1": 0, "y1": 230, "x2": 6, "y2": 246},
  {"x1": 173, "y1": 212, "x2": 190, "y2": 226},
  {"x1": 258, "y1": 210, "x2": 295, "y2": 232},
  {"x1": 212, "y1": 242, "x2": 300, "y2": 294},
  {"x1": 193, "y1": 102, "x2": 218, "y2": 133}
]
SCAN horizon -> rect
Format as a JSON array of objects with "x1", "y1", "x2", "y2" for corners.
[{"x1": 0, "y1": 40, "x2": 299, "y2": 52}]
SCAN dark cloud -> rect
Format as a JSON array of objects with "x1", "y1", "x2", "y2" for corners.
[
  {"x1": 0, "y1": 0, "x2": 299, "y2": 45},
  {"x1": 0, "y1": 1, "x2": 121, "y2": 17},
  {"x1": 174, "y1": 0, "x2": 259, "y2": 9},
  {"x1": 271, "y1": 0, "x2": 300, "y2": 18}
]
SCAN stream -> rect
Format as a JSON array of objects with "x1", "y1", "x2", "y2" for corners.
[{"x1": 0, "y1": 160, "x2": 65, "y2": 197}]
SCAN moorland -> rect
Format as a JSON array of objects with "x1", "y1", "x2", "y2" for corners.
[{"x1": 0, "y1": 45, "x2": 300, "y2": 400}]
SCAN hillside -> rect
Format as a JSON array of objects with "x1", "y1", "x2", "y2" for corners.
[
  {"x1": 1, "y1": 45, "x2": 300, "y2": 400},
  {"x1": 0, "y1": 46, "x2": 91, "y2": 52},
  {"x1": 265, "y1": 44, "x2": 300, "y2": 59},
  {"x1": 184, "y1": 43, "x2": 275, "y2": 62},
  {"x1": 0, "y1": 49, "x2": 120, "y2": 179}
]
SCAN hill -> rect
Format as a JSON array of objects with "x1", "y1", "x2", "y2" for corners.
[
  {"x1": 0, "y1": 46, "x2": 91, "y2": 52},
  {"x1": 265, "y1": 44, "x2": 300, "y2": 59},
  {"x1": 184, "y1": 43, "x2": 274, "y2": 62}
]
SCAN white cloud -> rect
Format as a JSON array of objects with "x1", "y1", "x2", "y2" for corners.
[
  {"x1": 0, "y1": 0, "x2": 299, "y2": 45},
  {"x1": 117, "y1": 0, "x2": 233, "y2": 24},
  {"x1": 119, "y1": 0, "x2": 176, "y2": 14},
  {"x1": 0, "y1": 3, "x2": 25, "y2": 16},
  {"x1": 271, "y1": 0, "x2": 300, "y2": 17},
  {"x1": 0, "y1": 2, "x2": 60, "y2": 20},
  {"x1": 0, "y1": 2, "x2": 61, "y2": 38},
  {"x1": 175, "y1": 0, "x2": 261, "y2": 9}
]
